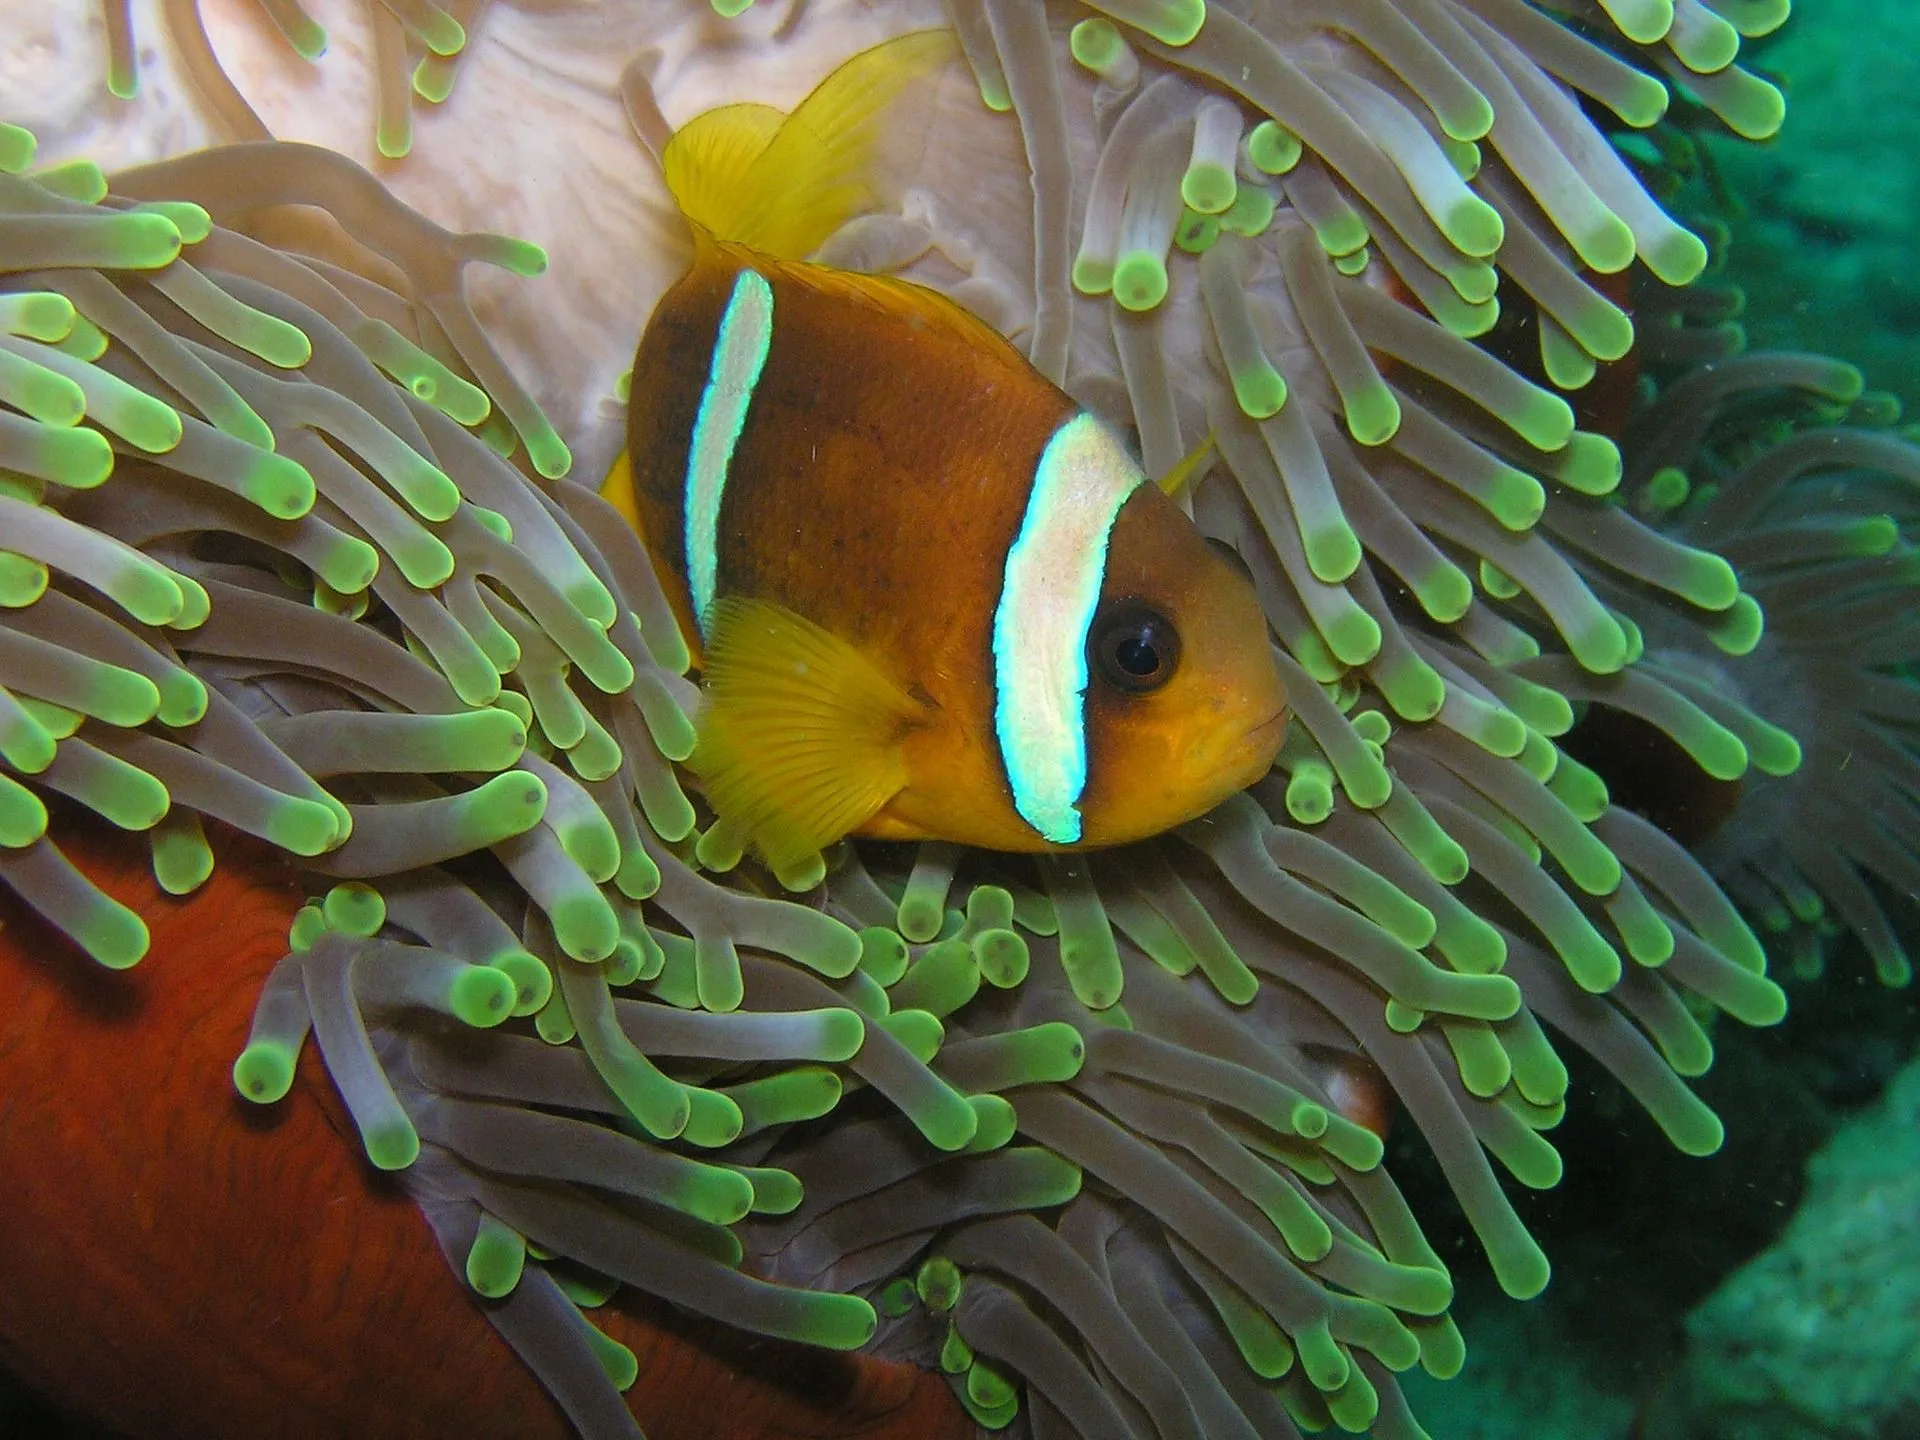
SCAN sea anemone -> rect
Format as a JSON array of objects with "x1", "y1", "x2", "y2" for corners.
[
  {"x1": 1609, "y1": 349, "x2": 1920, "y2": 987},
  {"x1": 7, "y1": 1, "x2": 1893, "y2": 1436},
  {"x1": 1544, "y1": 104, "x2": 1920, "y2": 990}
]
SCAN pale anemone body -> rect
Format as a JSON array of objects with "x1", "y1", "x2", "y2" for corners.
[
  {"x1": 11, "y1": 0, "x2": 964, "y2": 477},
  {"x1": 11, "y1": 2, "x2": 1918, "y2": 1438}
]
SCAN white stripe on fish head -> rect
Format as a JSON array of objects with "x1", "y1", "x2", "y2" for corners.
[{"x1": 992, "y1": 412, "x2": 1147, "y2": 844}]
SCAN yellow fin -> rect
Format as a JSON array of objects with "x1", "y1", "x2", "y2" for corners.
[
  {"x1": 600, "y1": 447, "x2": 640, "y2": 529},
  {"x1": 662, "y1": 104, "x2": 785, "y2": 243},
  {"x1": 691, "y1": 597, "x2": 925, "y2": 871},
  {"x1": 1158, "y1": 430, "x2": 1217, "y2": 498},
  {"x1": 662, "y1": 30, "x2": 958, "y2": 259}
]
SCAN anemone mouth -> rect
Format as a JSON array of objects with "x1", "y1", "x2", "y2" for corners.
[{"x1": 7, "y1": 2, "x2": 1914, "y2": 1438}]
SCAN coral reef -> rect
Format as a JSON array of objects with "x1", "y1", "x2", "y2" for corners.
[{"x1": 1642, "y1": 1049, "x2": 1920, "y2": 1440}]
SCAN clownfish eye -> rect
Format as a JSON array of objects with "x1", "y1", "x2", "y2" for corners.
[{"x1": 1092, "y1": 605, "x2": 1180, "y2": 693}]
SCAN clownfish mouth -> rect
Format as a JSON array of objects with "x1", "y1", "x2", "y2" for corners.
[
  {"x1": 1244, "y1": 708, "x2": 1289, "y2": 747},
  {"x1": 1209, "y1": 707, "x2": 1287, "y2": 794}
]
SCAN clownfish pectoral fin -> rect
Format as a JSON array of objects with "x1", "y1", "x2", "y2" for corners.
[
  {"x1": 1157, "y1": 430, "x2": 1217, "y2": 499},
  {"x1": 690, "y1": 597, "x2": 926, "y2": 872},
  {"x1": 662, "y1": 30, "x2": 958, "y2": 261}
]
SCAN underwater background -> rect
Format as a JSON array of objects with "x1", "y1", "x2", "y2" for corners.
[{"x1": 2, "y1": 2, "x2": 1919, "y2": 1438}]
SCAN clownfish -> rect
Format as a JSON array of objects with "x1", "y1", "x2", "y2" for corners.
[{"x1": 602, "y1": 32, "x2": 1287, "y2": 872}]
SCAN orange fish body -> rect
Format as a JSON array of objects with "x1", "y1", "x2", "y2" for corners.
[
  {"x1": 624, "y1": 238, "x2": 1068, "y2": 678},
  {"x1": 605, "y1": 34, "x2": 1286, "y2": 870}
]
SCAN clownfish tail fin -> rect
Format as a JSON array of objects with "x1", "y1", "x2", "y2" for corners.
[
  {"x1": 691, "y1": 597, "x2": 926, "y2": 872},
  {"x1": 661, "y1": 30, "x2": 958, "y2": 260}
]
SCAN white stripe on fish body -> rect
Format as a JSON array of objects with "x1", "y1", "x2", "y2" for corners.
[
  {"x1": 992, "y1": 412, "x2": 1147, "y2": 844},
  {"x1": 686, "y1": 268, "x2": 774, "y2": 635}
]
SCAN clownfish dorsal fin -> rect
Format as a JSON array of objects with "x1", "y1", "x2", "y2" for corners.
[
  {"x1": 600, "y1": 447, "x2": 641, "y2": 530},
  {"x1": 661, "y1": 30, "x2": 958, "y2": 260},
  {"x1": 663, "y1": 102, "x2": 786, "y2": 250},
  {"x1": 1158, "y1": 430, "x2": 1218, "y2": 499},
  {"x1": 691, "y1": 597, "x2": 928, "y2": 871}
]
